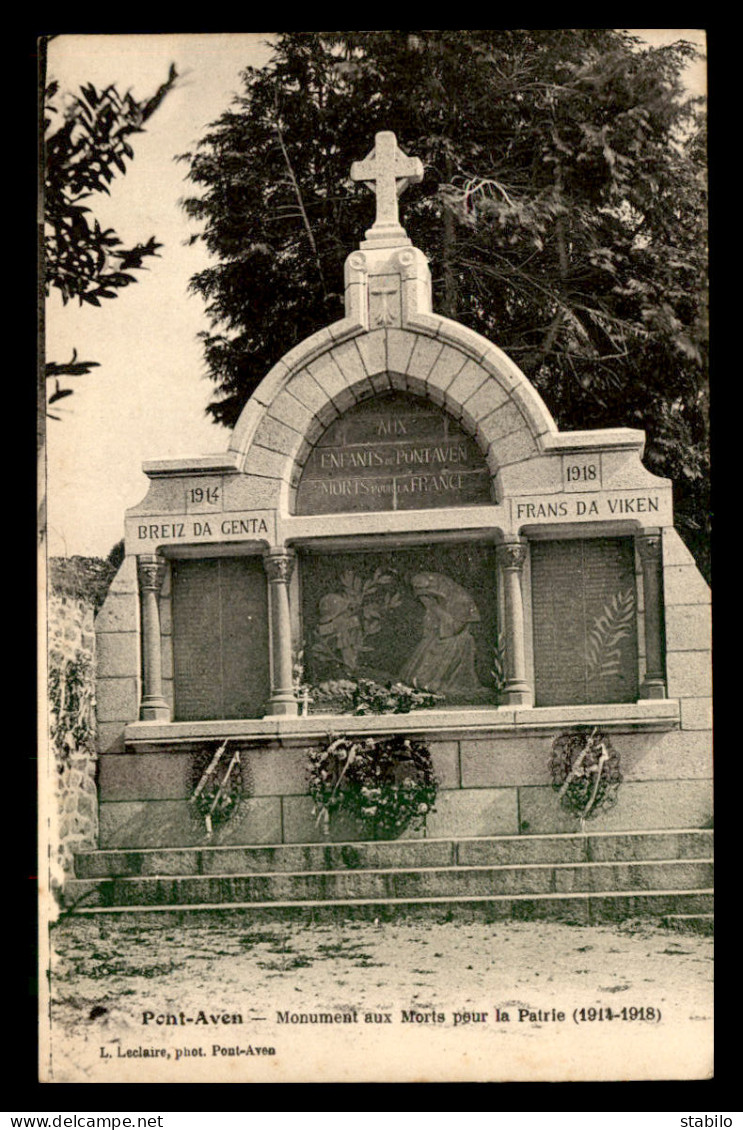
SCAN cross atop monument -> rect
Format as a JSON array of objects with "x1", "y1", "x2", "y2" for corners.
[{"x1": 350, "y1": 131, "x2": 424, "y2": 246}]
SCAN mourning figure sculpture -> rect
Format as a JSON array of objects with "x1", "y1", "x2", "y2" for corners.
[{"x1": 399, "y1": 573, "x2": 485, "y2": 695}]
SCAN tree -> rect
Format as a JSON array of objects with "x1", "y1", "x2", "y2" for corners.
[
  {"x1": 39, "y1": 45, "x2": 179, "y2": 549},
  {"x1": 179, "y1": 31, "x2": 709, "y2": 578},
  {"x1": 43, "y1": 61, "x2": 179, "y2": 420}
]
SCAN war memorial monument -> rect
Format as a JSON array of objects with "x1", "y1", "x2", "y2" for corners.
[{"x1": 68, "y1": 132, "x2": 713, "y2": 924}]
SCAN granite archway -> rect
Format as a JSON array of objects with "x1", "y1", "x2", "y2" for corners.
[{"x1": 228, "y1": 315, "x2": 559, "y2": 516}]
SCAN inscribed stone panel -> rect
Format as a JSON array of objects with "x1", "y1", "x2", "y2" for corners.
[
  {"x1": 171, "y1": 557, "x2": 269, "y2": 721},
  {"x1": 295, "y1": 391, "x2": 491, "y2": 514},
  {"x1": 300, "y1": 543, "x2": 498, "y2": 705},
  {"x1": 530, "y1": 537, "x2": 638, "y2": 707}
]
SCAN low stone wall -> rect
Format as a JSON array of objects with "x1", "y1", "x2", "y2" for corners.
[
  {"x1": 96, "y1": 717, "x2": 713, "y2": 849},
  {"x1": 48, "y1": 557, "x2": 117, "y2": 891}
]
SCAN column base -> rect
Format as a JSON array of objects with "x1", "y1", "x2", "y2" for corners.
[
  {"x1": 640, "y1": 679, "x2": 667, "y2": 700},
  {"x1": 267, "y1": 693, "x2": 299, "y2": 717},
  {"x1": 501, "y1": 684, "x2": 532, "y2": 706},
  {"x1": 139, "y1": 697, "x2": 171, "y2": 721}
]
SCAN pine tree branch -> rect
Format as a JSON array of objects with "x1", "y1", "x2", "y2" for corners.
[{"x1": 272, "y1": 94, "x2": 328, "y2": 300}]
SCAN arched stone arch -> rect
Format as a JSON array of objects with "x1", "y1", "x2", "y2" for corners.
[{"x1": 228, "y1": 318, "x2": 559, "y2": 514}]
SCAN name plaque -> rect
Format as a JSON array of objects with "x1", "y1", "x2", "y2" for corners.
[
  {"x1": 125, "y1": 509, "x2": 276, "y2": 551},
  {"x1": 296, "y1": 392, "x2": 491, "y2": 514},
  {"x1": 511, "y1": 490, "x2": 672, "y2": 526}
]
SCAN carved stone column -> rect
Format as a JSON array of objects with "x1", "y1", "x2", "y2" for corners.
[
  {"x1": 137, "y1": 554, "x2": 170, "y2": 721},
  {"x1": 497, "y1": 540, "x2": 531, "y2": 706},
  {"x1": 264, "y1": 551, "x2": 298, "y2": 716},
  {"x1": 637, "y1": 532, "x2": 667, "y2": 699}
]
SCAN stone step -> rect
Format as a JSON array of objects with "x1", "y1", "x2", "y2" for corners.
[
  {"x1": 65, "y1": 858, "x2": 713, "y2": 909},
  {"x1": 661, "y1": 913, "x2": 715, "y2": 935},
  {"x1": 68, "y1": 889, "x2": 715, "y2": 923},
  {"x1": 74, "y1": 829, "x2": 713, "y2": 880}
]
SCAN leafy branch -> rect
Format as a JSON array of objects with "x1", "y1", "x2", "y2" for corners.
[
  {"x1": 490, "y1": 629, "x2": 508, "y2": 703},
  {"x1": 43, "y1": 67, "x2": 178, "y2": 416},
  {"x1": 585, "y1": 588, "x2": 636, "y2": 682}
]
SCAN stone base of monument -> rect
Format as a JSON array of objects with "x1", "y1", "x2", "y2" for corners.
[{"x1": 66, "y1": 828, "x2": 712, "y2": 924}]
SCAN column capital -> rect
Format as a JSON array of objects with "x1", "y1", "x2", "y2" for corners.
[
  {"x1": 264, "y1": 550, "x2": 296, "y2": 585},
  {"x1": 137, "y1": 554, "x2": 167, "y2": 593},
  {"x1": 497, "y1": 540, "x2": 528, "y2": 571},
  {"x1": 636, "y1": 531, "x2": 663, "y2": 567}
]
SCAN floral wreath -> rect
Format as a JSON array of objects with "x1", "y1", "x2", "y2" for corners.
[
  {"x1": 308, "y1": 734, "x2": 438, "y2": 839},
  {"x1": 549, "y1": 728, "x2": 621, "y2": 824}
]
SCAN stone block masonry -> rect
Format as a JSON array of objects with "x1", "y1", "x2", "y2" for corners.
[
  {"x1": 662, "y1": 528, "x2": 713, "y2": 740},
  {"x1": 47, "y1": 584, "x2": 99, "y2": 888},
  {"x1": 47, "y1": 555, "x2": 140, "y2": 893},
  {"x1": 97, "y1": 715, "x2": 711, "y2": 849}
]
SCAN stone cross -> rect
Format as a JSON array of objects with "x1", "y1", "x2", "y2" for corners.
[{"x1": 351, "y1": 131, "x2": 423, "y2": 243}]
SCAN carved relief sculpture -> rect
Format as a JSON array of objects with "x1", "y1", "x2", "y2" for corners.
[
  {"x1": 316, "y1": 593, "x2": 364, "y2": 671},
  {"x1": 399, "y1": 573, "x2": 485, "y2": 695},
  {"x1": 313, "y1": 568, "x2": 400, "y2": 674}
]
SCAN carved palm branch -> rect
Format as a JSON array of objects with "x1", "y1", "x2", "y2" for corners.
[
  {"x1": 585, "y1": 588, "x2": 636, "y2": 681},
  {"x1": 490, "y1": 629, "x2": 507, "y2": 696}
]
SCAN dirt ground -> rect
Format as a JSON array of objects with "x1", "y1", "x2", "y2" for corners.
[{"x1": 44, "y1": 914, "x2": 713, "y2": 1084}]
